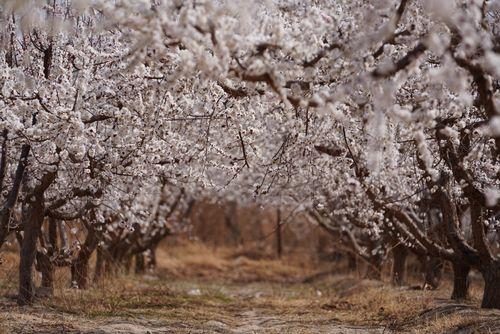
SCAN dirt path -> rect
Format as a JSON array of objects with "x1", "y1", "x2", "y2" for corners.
[
  {"x1": 2, "y1": 246, "x2": 499, "y2": 333},
  {"x1": 200, "y1": 314, "x2": 387, "y2": 334},
  {"x1": 2, "y1": 275, "x2": 499, "y2": 333},
  {"x1": 0, "y1": 279, "x2": 390, "y2": 334},
  {"x1": 0, "y1": 299, "x2": 388, "y2": 334}
]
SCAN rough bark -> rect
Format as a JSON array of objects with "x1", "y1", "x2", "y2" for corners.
[
  {"x1": 35, "y1": 250, "x2": 54, "y2": 295},
  {"x1": 391, "y1": 244, "x2": 408, "y2": 286},
  {"x1": 18, "y1": 196, "x2": 44, "y2": 305},
  {"x1": 0, "y1": 129, "x2": 7, "y2": 192},
  {"x1": 422, "y1": 256, "x2": 444, "y2": 290},
  {"x1": 71, "y1": 223, "x2": 99, "y2": 289},
  {"x1": 451, "y1": 261, "x2": 471, "y2": 300},
  {"x1": 481, "y1": 261, "x2": 500, "y2": 309},
  {"x1": 34, "y1": 218, "x2": 58, "y2": 296},
  {"x1": 93, "y1": 247, "x2": 104, "y2": 283},
  {"x1": 47, "y1": 217, "x2": 58, "y2": 250},
  {"x1": 0, "y1": 144, "x2": 30, "y2": 247}
]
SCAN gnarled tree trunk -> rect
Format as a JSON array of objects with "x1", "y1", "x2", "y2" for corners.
[
  {"x1": 34, "y1": 217, "x2": 58, "y2": 296},
  {"x1": 135, "y1": 253, "x2": 145, "y2": 274},
  {"x1": 481, "y1": 261, "x2": 500, "y2": 309},
  {"x1": 451, "y1": 261, "x2": 470, "y2": 300},
  {"x1": 94, "y1": 246, "x2": 104, "y2": 284},
  {"x1": 392, "y1": 244, "x2": 408, "y2": 286},
  {"x1": 71, "y1": 223, "x2": 99, "y2": 289},
  {"x1": 0, "y1": 144, "x2": 30, "y2": 249},
  {"x1": 35, "y1": 251, "x2": 54, "y2": 295},
  {"x1": 18, "y1": 196, "x2": 44, "y2": 305},
  {"x1": 422, "y1": 256, "x2": 444, "y2": 290}
]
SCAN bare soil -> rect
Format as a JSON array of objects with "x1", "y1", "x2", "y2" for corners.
[{"x1": 1, "y1": 243, "x2": 499, "y2": 333}]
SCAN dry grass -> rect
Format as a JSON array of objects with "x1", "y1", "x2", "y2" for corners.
[
  {"x1": 155, "y1": 241, "x2": 316, "y2": 282},
  {"x1": 1, "y1": 242, "x2": 499, "y2": 333},
  {"x1": 416, "y1": 314, "x2": 479, "y2": 333}
]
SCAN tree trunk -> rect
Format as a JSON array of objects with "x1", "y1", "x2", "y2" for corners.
[
  {"x1": 225, "y1": 201, "x2": 241, "y2": 246},
  {"x1": 276, "y1": 208, "x2": 282, "y2": 258},
  {"x1": 451, "y1": 261, "x2": 470, "y2": 300},
  {"x1": 71, "y1": 258, "x2": 90, "y2": 289},
  {"x1": 123, "y1": 255, "x2": 132, "y2": 274},
  {"x1": 421, "y1": 256, "x2": 444, "y2": 290},
  {"x1": 148, "y1": 246, "x2": 157, "y2": 270},
  {"x1": 71, "y1": 223, "x2": 98, "y2": 289},
  {"x1": 18, "y1": 197, "x2": 44, "y2": 305},
  {"x1": 34, "y1": 217, "x2": 58, "y2": 296},
  {"x1": 135, "y1": 253, "x2": 145, "y2": 274},
  {"x1": 47, "y1": 217, "x2": 58, "y2": 250},
  {"x1": 104, "y1": 258, "x2": 114, "y2": 275},
  {"x1": 391, "y1": 245, "x2": 408, "y2": 286},
  {"x1": 94, "y1": 247, "x2": 104, "y2": 284},
  {"x1": 347, "y1": 253, "x2": 357, "y2": 272},
  {"x1": 481, "y1": 261, "x2": 500, "y2": 309},
  {"x1": 0, "y1": 144, "x2": 30, "y2": 248},
  {"x1": 365, "y1": 256, "x2": 383, "y2": 280},
  {"x1": 58, "y1": 220, "x2": 68, "y2": 250},
  {"x1": 35, "y1": 251, "x2": 54, "y2": 295}
]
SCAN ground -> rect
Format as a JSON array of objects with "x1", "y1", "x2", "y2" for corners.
[{"x1": 1, "y1": 243, "x2": 499, "y2": 333}]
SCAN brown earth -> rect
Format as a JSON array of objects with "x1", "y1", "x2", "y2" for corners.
[{"x1": 0, "y1": 242, "x2": 499, "y2": 333}]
